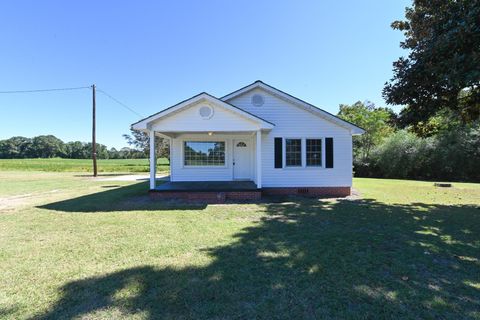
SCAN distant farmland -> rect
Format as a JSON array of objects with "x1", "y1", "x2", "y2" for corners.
[{"x1": 0, "y1": 158, "x2": 169, "y2": 173}]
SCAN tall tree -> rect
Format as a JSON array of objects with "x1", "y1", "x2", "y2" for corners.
[
  {"x1": 30, "y1": 135, "x2": 66, "y2": 158},
  {"x1": 123, "y1": 129, "x2": 170, "y2": 161},
  {"x1": 83, "y1": 143, "x2": 109, "y2": 159},
  {"x1": 65, "y1": 141, "x2": 89, "y2": 159},
  {"x1": 0, "y1": 136, "x2": 32, "y2": 158},
  {"x1": 383, "y1": 0, "x2": 480, "y2": 125},
  {"x1": 338, "y1": 101, "x2": 394, "y2": 161}
]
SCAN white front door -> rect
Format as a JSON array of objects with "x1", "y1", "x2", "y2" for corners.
[{"x1": 233, "y1": 139, "x2": 251, "y2": 180}]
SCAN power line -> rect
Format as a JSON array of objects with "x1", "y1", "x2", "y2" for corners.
[
  {"x1": 0, "y1": 84, "x2": 144, "y2": 118},
  {"x1": 0, "y1": 86, "x2": 91, "y2": 94},
  {"x1": 96, "y1": 88, "x2": 144, "y2": 118}
]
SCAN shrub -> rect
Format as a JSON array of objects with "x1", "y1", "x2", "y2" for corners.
[
  {"x1": 429, "y1": 125, "x2": 480, "y2": 181},
  {"x1": 356, "y1": 124, "x2": 480, "y2": 182},
  {"x1": 370, "y1": 130, "x2": 430, "y2": 179}
]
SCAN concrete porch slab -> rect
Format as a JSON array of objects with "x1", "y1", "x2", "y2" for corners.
[{"x1": 153, "y1": 180, "x2": 258, "y2": 192}]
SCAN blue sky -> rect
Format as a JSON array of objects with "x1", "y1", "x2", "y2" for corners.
[{"x1": 0, "y1": 0, "x2": 411, "y2": 149}]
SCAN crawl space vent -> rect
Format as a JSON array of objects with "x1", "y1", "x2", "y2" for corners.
[
  {"x1": 251, "y1": 94, "x2": 264, "y2": 107},
  {"x1": 297, "y1": 188, "x2": 309, "y2": 194}
]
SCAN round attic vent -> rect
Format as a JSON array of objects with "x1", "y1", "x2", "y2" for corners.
[
  {"x1": 199, "y1": 105, "x2": 213, "y2": 119},
  {"x1": 251, "y1": 94, "x2": 264, "y2": 107}
]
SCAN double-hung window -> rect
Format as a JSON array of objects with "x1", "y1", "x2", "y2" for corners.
[
  {"x1": 284, "y1": 138, "x2": 323, "y2": 168},
  {"x1": 306, "y1": 139, "x2": 322, "y2": 167},
  {"x1": 285, "y1": 139, "x2": 302, "y2": 167},
  {"x1": 184, "y1": 141, "x2": 225, "y2": 166}
]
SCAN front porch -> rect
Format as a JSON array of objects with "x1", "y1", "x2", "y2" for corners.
[{"x1": 148, "y1": 129, "x2": 266, "y2": 192}]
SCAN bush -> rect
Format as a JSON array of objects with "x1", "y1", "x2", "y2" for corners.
[
  {"x1": 429, "y1": 126, "x2": 480, "y2": 181},
  {"x1": 355, "y1": 125, "x2": 480, "y2": 182},
  {"x1": 369, "y1": 130, "x2": 431, "y2": 179}
]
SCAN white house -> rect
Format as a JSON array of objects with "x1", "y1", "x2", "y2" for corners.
[{"x1": 132, "y1": 81, "x2": 364, "y2": 200}]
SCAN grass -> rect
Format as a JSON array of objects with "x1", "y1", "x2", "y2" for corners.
[
  {"x1": 0, "y1": 158, "x2": 169, "y2": 173},
  {"x1": 0, "y1": 171, "x2": 479, "y2": 319}
]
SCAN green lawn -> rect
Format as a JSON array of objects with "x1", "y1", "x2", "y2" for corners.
[
  {"x1": 0, "y1": 172, "x2": 479, "y2": 319},
  {"x1": 0, "y1": 158, "x2": 169, "y2": 173}
]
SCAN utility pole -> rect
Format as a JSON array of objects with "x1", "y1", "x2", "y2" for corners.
[{"x1": 92, "y1": 84, "x2": 98, "y2": 177}]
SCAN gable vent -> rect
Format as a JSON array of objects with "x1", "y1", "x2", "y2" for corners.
[
  {"x1": 199, "y1": 105, "x2": 213, "y2": 119},
  {"x1": 251, "y1": 94, "x2": 264, "y2": 107}
]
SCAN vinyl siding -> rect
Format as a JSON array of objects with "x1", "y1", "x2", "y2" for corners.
[
  {"x1": 226, "y1": 88, "x2": 353, "y2": 187},
  {"x1": 150, "y1": 100, "x2": 261, "y2": 132}
]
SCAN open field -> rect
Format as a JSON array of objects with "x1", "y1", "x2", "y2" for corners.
[
  {"x1": 0, "y1": 171, "x2": 479, "y2": 319},
  {"x1": 0, "y1": 158, "x2": 169, "y2": 173}
]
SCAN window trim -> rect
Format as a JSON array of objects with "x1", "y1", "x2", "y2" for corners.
[
  {"x1": 282, "y1": 137, "x2": 324, "y2": 169},
  {"x1": 284, "y1": 137, "x2": 303, "y2": 167},
  {"x1": 182, "y1": 139, "x2": 228, "y2": 168},
  {"x1": 306, "y1": 138, "x2": 323, "y2": 167}
]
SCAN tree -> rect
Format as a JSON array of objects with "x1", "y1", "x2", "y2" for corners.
[
  {"x1": 367, "y1": 125, "x2": 480, "y2": 181},
  {"x1": 370, "y1": 130, "x2": 433, "y2": 179},
  {"x1": 65, "y1": 141, "x2": 89, "y2": 159},
  {"x1": 383, "y1": 0, "x2": 480, "y2": 125},
  {"x1": 108, "y1": 147, "x2": 119, "y2": 159},
  {"x1": 0, "y1": 134, "x2": 148, "y2": 159},
  {"x1": 404, "y1": 108, "x2": 463, "y2": 137},
  {"x1": 123, "y1": 129, "x2": 169, "y2": 161},
  {"x1": 29, "y1": 135, "x2": 66, "y2": 158},
  {"x1": 118, "y1": 147, "x2": 133, "y2": 159},
  {"x1": 338, "y1": 101, "x2": 394, "y2": 161},
  {"x1": 0, "y1": 136, "x2": 32, "y2": 158},
  {"x1": 82, "y1": 143, "x2": 109, "y2": 159}
]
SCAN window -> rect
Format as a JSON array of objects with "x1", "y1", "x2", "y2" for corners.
[
  {"x1": 285, "y1": 139, "x2": 302, "y2": 167},
  {"x1": 184, "y1": 141, "x2": 225, "y2": 166},
  {"x1": 236, "y1": 142, "x2": 247, "y2": 147},
  {"x1": 306, "y1": 139, "x2": 322, "y2": 167}
]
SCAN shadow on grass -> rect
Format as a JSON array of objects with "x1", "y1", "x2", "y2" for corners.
[
  {"x1": 38, "y1": 181, "x2": 208, "y2": 212},
  {"x1": 0, "y1": 306, "x2": 18, "y2": 318},
  {"x1": 34, "y1": 196, "x2": 480, "y2": 319}
]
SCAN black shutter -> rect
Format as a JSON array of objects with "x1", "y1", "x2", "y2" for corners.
[
  {"x1": 325, "y1": 137, "x2": 334, "y2": 168},
  {"x1": 274, "y1": 138, "x2": 283, "y2": 168}
]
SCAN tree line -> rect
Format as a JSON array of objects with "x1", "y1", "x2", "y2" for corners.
[
  {"x1": 0, "y1": 134, "x2": 150, "y2": 159},
  {"x1": 338, "y1": 102, "x2": 480, "y2": 182}
]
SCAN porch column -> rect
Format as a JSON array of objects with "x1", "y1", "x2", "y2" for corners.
[
  {"x1": 149, "y1": 130, "x2": 156, "y2": 190},
  {"x1": 256, "y1": 130, "x2": 262, "y2": 188}
]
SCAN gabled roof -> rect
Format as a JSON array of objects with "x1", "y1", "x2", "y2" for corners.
[
  {"x1": 221, "y1": 80, "x2": 365, "y2": 135},
  {"x1": 131, "y1": 92, "x2": 275, "y2": 131}
]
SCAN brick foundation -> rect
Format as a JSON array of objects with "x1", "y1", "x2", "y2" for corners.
[
  {"x1": 149, "y1": 190, "x2": 261, "y2": 203},
  {"x1": 149, "y1": 187, "x2": 350, "y2": 203},
  {"x1": 262, "y1": 186, "x2": 351, "y2": 197},
  {"x1": 225, "y1": 191, "x2": 262, "y2": 201}
]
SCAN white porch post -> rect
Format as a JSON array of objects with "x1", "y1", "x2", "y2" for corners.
[
  {"x1": 256, "y1": 130, "x2": 262, "y2": 189},
  {"x1": 149, "y1": 130, "x2": 156, "y2": 190}
]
